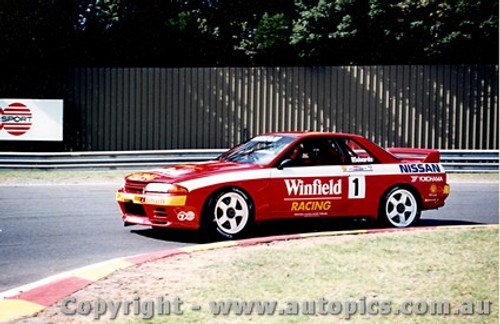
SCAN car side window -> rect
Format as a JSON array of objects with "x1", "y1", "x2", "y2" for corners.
[
  {"x1": 337, "y1": 138, "x2": 376, "y2": 164},
  {"x1": 284, "y1": 138, "x2": 345, "y2": 166}
]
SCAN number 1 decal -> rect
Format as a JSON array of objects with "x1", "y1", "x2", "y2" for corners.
[{"x1": 348, "y1": 176, "x2": 366, "y2": 199}]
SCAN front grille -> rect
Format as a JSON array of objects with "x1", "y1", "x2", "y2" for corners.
[
  {"x1": 154, "y1": 208, "x2": 167, "y2": 218},
  {"x1": 124, "y1": 203, "x2": 146, "y2": 216},
  {"x1": 152, "y1": 221, "x2": 168, "y2": 225},
  {"x1": 125, "y1": 181, "x2": 147, "y2": 194}
]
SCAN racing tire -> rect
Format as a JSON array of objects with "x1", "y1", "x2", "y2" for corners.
[
  {"x1": 203, "y1": 188, "x2": 254, "y2": 240},
  {"x1": 379, "y1": 186, "x2": 421, "y2": 228}
]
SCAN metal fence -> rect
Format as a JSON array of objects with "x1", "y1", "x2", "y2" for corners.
[
  {"x1": 1, "y1": 65, "x2": 498, "y2": 152},
  {"x1": 0, "y1": 150, "x2": 497, "y2": 172}
]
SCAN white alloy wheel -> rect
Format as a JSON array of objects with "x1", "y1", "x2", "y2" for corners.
[
  {"x1": 214, "y1": 191, "x2": 250, "y2": 235},
  {"x1": 384, "y1": 188, "x2": 419, "y2": 227}
]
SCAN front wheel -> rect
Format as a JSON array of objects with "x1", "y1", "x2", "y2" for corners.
[
  {"x1": 379, "y1": 187, "x2": 421, "y2": 228},
  {"x1": 203, "y1": 188, "x2": 254, "y2": 240}
]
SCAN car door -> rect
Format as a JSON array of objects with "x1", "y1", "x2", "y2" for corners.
[{"x1": 269, "y1": 136, "x2": 352, "y2": 219}]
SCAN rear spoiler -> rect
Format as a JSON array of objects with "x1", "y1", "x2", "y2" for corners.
[{"x1": 386, "y1": 148, "x2": 440, "y2": 163}]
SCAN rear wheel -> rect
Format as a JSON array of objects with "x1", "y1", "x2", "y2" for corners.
[
  {"x1": 203, "y1": 188, "x2": 254, "y2": 240},
  {"x1": 380, "y1": 187, "x2": 421, "y2": 228}
]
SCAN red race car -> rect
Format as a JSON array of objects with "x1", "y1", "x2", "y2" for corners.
[{"x1": 116, "y1": 132, "x2": 450, "y2": 239}]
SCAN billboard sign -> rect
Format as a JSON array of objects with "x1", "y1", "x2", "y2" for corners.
[{"x1": 0, "y1": 99, "x2": 63, "y2": 141}]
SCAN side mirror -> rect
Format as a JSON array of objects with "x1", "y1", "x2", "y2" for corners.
[{"x1": 278, "y1": 158, "x2": 293, "y2": 170}]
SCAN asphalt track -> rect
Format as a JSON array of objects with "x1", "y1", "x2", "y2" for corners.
[{"x1": 0, "y1": 182, "x2": 498, "y2": 293}]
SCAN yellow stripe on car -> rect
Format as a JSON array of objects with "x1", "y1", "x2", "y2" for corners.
[{"x1": 116, "y1": 192, "x2": 186, "y2": 206}]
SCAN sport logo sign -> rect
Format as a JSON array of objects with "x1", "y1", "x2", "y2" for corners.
[
  {"x1": 0, "y1": 102, "x2": 33, "y2": 136},
  {"x1": 0, "y1": 99, "x2": 63, "y2": 141}
]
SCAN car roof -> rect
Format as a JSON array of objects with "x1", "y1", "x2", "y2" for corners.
[
  {"x1": 262, "y1": 131, "x2": 360, "y2": 139},
  {"x1": 260, "y1": 131, "x2": 400, "y2": 164}
]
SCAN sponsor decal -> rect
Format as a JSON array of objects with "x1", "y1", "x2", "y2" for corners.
[
  {"x1": 144, "y1": 196, "x2": 170, "y2": 205},
  {"x1": 128, "y1": 173, "x2": 159, "y2": 181},
  {"x1": 399, "y1": 163, "x2": 441, "y2": 173},
  {"x1": 341, "y1": 165, "x2": 374, "y2": 172},
  {"x1": 251, "y1": 135, "x2": 282, "y2": 142},
  {"x1": 121, "y1": 194, "x2": 186, "y2": 206},
  {"x1": 177, "y1": 211, "x2": 195, "y2": 221},
  {"x1": 411, "y1": 175, "x2": 444, "y2": 183},
  {"x1": 0, "y1": 103, "x2": 32, "y2": 136},
  {"x1": 293, "y1": 212, "x2": 328, "y2": 217},
  {"x1": 156, "y1": 167, "x2": 193, "y2": 177},
  {"x1": 291, "y1": 200, "x2": 331, "y2": 212},
  {"x1": 351, "y1": 157, "x2": 374, "y2": 163},
  {"x1": 284, "y1": 179, "x2": 342, "y2": 196}
]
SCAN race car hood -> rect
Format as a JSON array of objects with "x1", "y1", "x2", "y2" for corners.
[{"x1": 125, "y1": 160, "x2": 263, "y2": 184}]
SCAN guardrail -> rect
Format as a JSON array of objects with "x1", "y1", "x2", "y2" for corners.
[
  {"x1": 440, "y1": 150, "x2": 499, "y2": 172},
  {"x1": 0, "y1": 149, "x2": 226, "y2": 170},
  {"x1": 0, "y1": 149, "x2": 497, "y2": 172}
]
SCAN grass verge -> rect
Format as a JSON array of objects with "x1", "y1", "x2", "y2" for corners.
[{"x1": 29, "y1": 227, "x2": 498, "y2": 324}]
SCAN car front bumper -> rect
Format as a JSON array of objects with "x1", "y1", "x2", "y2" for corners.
[{"x1": 116, "y1": 190, "x2": 199, "y2": 229}]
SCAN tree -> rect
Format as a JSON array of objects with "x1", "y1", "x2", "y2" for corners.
[
  {"x1": 0, "y1": 1, "x2": 78, "y2": 96},
  {"x1": 0, "y1": 0, "x2": 78, "y2": 66},
  {"x1": 290, "y1": 0, "x2": 369, "y2": 65},
  {"x1": 289, "y1": 0, "x2": 498, "y2": 65},
  {"x1": 235, "y1": 12, "x2": 294, "y2": 65},
  {"x1": 0, "y1": 0, "x2": 497, "y2": 67},
  {"x1": 421, "y1": 0, "x2": 499, "y2": 63}
]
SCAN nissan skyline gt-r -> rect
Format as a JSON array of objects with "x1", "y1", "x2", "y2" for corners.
[{"x1": 116, "y1": 132, "x2": 450, "y2": 239}]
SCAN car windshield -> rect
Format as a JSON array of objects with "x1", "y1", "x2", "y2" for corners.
[{"x1": 220, "y1": 135, "x2": 296, "y2": 165}]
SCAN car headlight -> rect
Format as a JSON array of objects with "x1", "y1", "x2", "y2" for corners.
[{"x1": 144, "y1": 183, "x2": 188, "y2": 193}]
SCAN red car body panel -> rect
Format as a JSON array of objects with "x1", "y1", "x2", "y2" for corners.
[{"x1": 116, "y1": 132, "x2": 450, "y2": 231}]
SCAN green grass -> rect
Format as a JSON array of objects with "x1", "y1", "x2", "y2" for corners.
[{"x1": 125, "y1": 228, "x2": 499, "y2": 324}]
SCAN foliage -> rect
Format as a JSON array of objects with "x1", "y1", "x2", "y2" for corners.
[
  {"x1": 0, "y1": 0, "x2": 497, "y2": 67},
  {"x1": 0, "y1": 0, "x2": 78, "y2": 66}
]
